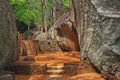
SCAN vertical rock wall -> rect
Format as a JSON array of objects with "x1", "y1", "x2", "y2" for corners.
[
  {"x1": 0, "y1": 0, "x2": 17, "y2": 69},
  {"x1": 73, "y1": 0, "x2": 120, "y2": 79}
]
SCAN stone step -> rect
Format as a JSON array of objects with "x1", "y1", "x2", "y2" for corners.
[
  {"x1": 47, "y1": 65, "x2": 65, "y2": 77},
  {"x1": 48, "y1": 66, "x2": 64, "y2": 68},
  {"x1": 48, "y1": 75, "x2": 64, "y2": 80},
  {"x1": 47, "y1": 66, "x2": 64, "y2": 70},
  {"x1": 48, "y1": 74, "x2": 63, "y2": 78},
  {"x1": 47, "y1": 70, "x2": 64, "y2": 73},
  {"x1": 21, "y1": 56, "x2": 55, "y2": 61}
]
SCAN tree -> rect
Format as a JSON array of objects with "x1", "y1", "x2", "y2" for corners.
[
  {"x1": 9, "y1": 0, "x2": 70, "y2": 32},
  {"x1": 43, "y1": 0, "x2": 48, "y2": 32},
  {"x1": 10, "y1": 0, "x2": 42, "y2": 31}
]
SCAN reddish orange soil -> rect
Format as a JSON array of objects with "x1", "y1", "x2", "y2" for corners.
[{"x1": 15, "y1": 52, "x2": 104, "y2": 80}]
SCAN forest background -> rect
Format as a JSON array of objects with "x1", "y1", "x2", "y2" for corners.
[{"x1": 9, "y1": 0, "x2": 70, "y2": 32}]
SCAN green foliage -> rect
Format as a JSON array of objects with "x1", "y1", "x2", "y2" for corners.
[
  {"x1": 10, "y1": 0, "x2": 26, "y2": 4},
  {"x1": 9, "y1": 0, "x2": 42, "y2": 26},
  {"x1": 62, "y1": 0, "x2": 70, "y2": 7},
  {"x1": 9, "y1": 0, "x2": 70, "y2": 29}
]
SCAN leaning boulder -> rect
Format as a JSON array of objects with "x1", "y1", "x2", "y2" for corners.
[{"x1": 0, "y1": 0, "x2": 17, "y2": 69}]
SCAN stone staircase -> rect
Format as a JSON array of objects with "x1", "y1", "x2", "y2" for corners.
[
  {"x1": 7, "y1": 53, "x2": 82, "y2": 80},
  {"x1": 47, "y1": 65, "x2": 64, "y2": 80}
]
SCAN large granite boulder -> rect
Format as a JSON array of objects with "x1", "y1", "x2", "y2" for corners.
[
  {"x1": 91, "y1": 0, "x2": 120, "y2": 17},
  {"x1": 72, "y1": 0, "x2": 120, "y2": 79},
  {"x1": 50, "y1": 12, "x2": 79, "y2": 52},
  {"x1": 0, "y1": 0, "x2": 17, "y2": 69},
  {"x1": 55, "y1": 23, "x2": 79, "y2": 51}
]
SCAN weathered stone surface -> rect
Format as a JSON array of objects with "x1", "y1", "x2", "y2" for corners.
[
  {"x1": 21, "y1": 30, "x2": 62, "y2": 53},
  {"x1": 56, "y1": 23, "x2": 79, "y2": 51},
  {"x1": 91, "y1": 0, "x2": 120, "y2": 17},
  {"x1": 0, "y1": 70, "x2": 15, "y2": 80},
  {"x1": 37, "y1": 40, "x2": 62, "y2": 52},
  {"x1": 0, "y1": 0, "x2": 17, "y2": 68},
  {"x1": 9, "y1": 62, "x2": 47, "y2": 75},
  {"x1": 51, "y1": 12, "x2": 79, "y2": 51},
  {"x1": 20, "y1": 40, "x2": 39, "y2": 56},
  {"x1": 72, "y1": 0, "x2": 120, "y2": 79},
  {"x1": 64, "y1": 62, "x2": 78, "y2": 75}
]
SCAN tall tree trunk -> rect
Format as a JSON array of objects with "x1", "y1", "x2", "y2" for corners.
[
  {"x1": 0, "y1": 0, "x2": 18, "y2": 68},
  {"x1": 70, "y1": 0, "x2": 75, "y2": 22},
  {"x1": 53, "y1": 0, "x2": 56, "y2": 22},
  {"x1": 44, "y1": 0, "x2": 48, "y2": 32},
  {"x1": 28, "y1": 26, "x2": 30, "y2": 31},
  {"x1": 53, "y1": 0, "x2": 64, "y2": 21},
  {"x1": 41, "y1": 0, "x2": 44, "y2": 32}
]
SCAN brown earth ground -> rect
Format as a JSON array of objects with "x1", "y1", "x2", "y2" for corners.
[{"x1": 15, "y1": 52, "x2": 105, "y2": 80}]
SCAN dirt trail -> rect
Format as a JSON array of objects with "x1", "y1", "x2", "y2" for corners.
[{"x1": 14, "y1": 52, "x2": 104, "y2": 80}]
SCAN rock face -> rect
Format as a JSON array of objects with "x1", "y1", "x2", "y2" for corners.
[
  {"x1": 72, "y1": 0, "x2": 120, "y2": 79},
  {"x1": 51, "y1": 12, "x2": 79, "y2": 51},
  {"x1": 0, "y1": 70, "x2": 15, "y2": 80},
  {"x1": 55, "y1": 23, "x2": 79, "y2": 51},
  {"x1": 20, "y1": 31, "x2": 62, "y2": 54},
  {"x1": 91, "y1": 0, "x2": 120, "y2": 17},
  {"x1": 0, "y1": 0, "x2": 17, "y2": 69}
]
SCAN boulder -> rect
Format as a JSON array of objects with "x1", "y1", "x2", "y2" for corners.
[
  {"x1": 0, "y1": 0, "x2": 17, "y2": 69},
  {"x1": 91, "y1": 0, "x2": 120, "y2": 17},
  {"x1": 51, "y1": 12, "x2": 79, "y2": 51},
  {"x1": 72, "y1": 0, "x2": 120, "y2": 79}
]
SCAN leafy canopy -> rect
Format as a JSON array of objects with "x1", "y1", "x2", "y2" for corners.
[
  {"x1": 62, "y1": 0, "x2": 70, "y2": 7},
  {"x1": 9, "y1": 0, "x2": 70, "y2": 27},
  {"x1": 9, "y1": 0, "x2": 42, "y2": 26}
]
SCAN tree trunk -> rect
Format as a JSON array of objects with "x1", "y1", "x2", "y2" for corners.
[
  {"x1": 44, "y1": 0, "x2": 48, "y2": 32},
  {"x1": 0, "y1": 0, "x2": 18, "y2": 69},
  {"x1": 54, "y1": 0, "x2": 65, "y2": 20},
  {"x1": 70, "y1": 0, "x2": 75, "y2": 22},
  {"x1": 53, "y1": 0, "x2": 56, "y2": 22},
  {"x1": 41, "y1": 0, "x2": 44, "y2": 32}
]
